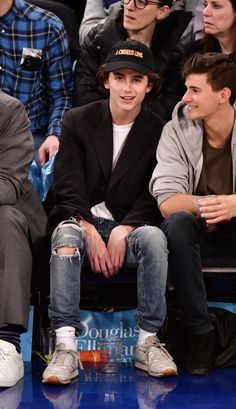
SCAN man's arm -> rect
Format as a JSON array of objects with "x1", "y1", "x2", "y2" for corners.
[
  {"x1": 150, "y1": 115, "x2": 200, "y2": 208},
  {"x1": 0, "y1": 94, "x2": 34, "y2": 204},
  {"x1": 51, "y1": 112, "x2": 94, "y2": 223},
  {"x1": 161, "y1": 194, "x2": 236, "y2": 228},
  {"x1": 79, "y1": 0, "x2": 108, "y2": 45},
  {"x1": 79, "y1": 0, "x2": 120, "y2": 45},
  {"x1": 160, "y1": 193, "x2": 201, "y2": 218},
  {"x1": 39, "y1": 20, "x2": 73, "y2": 165}
]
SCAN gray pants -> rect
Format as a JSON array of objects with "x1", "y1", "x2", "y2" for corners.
[{"x1": 0, "y1": 206, "x2": 33, "y2": 331}]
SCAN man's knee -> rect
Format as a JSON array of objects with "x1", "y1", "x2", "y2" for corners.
[
  {"x1": 51, "y1": 222, "x2": 85, "y2": 257},
  {"x1": 56, "y1": 246, "x2": 77, "y2": 256},
  {"x1": 133, "y1": 225, "x2": 167, "y2": 251},
  {"x1": 162, "y1": 211, "x2": 200, "y2": 247},
  {"x1": 162, "y1": 211, "x2": 196, "y2": 234}
]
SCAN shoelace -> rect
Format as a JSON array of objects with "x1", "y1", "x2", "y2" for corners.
[
  {"x1": 52, "y1": 348, "x2": 83, "y2": 370},
  {"x1": 148, "y1": 341, "x2": 174, "y2": 361},
  {"x1": 51, "y1": 348, "x2": 74, "y2": 365}
]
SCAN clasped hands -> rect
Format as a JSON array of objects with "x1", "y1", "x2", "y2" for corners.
[{"x1": 82, "y1": 221, "x2": 134, "y2": 279}]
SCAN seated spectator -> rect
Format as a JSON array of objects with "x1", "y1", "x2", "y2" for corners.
[
  {"x1": 42, "y1": 40, "x2": 177, "y2": 385},
  {"x1": 150, "y1": 52, "x2": 236, "y2": 375},
  {"x1": 0, "y1": 91, "x2": 47, "y2": 387},
  {"x1": 186, "y1": 0, "x2": 236, "y2": 57},
  {"x1": 79, "y1": 0, "x2": 120, "y2": 45},
  {"x1": 79, "y1": 0, "x2": 204, "y2": 48},
  {"x1": 0, "y1": 0, "x2": 73, "y2": 166},
  {"x1": 75, "y1": 0, "x2": 192, "y2": 121}
]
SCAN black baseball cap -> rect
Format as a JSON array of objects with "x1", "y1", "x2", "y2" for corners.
[{"x1": 104, "y1": 40, "x2": 155, "y2": 75}]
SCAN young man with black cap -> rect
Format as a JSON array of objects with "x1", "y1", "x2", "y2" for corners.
[{"x1": 42, "y1": 39, "x2": 177, "y2": 385}]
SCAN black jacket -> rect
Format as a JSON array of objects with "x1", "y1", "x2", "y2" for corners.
[
  {"x1": 184, "y1": 37, "x2": 223, "y2": 59},
  {"x1": 75, "y1": 6, "x2": 192, "y2": 121},
  {"x1": 47, "y1": 100, "x2": 164, "y2": 231}
]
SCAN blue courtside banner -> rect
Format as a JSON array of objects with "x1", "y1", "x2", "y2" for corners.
[{"x1": 77, "y1": 309, "x2": 139, "y2": 362}]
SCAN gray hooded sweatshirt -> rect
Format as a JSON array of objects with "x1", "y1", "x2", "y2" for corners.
[{"x1": 150, "y1": 101, "x2": 236, "y2": 206}]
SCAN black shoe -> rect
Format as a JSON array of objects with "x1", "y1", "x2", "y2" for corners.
[{"x1": 185, "y1": 330, "x2": 215, "y2": 375}]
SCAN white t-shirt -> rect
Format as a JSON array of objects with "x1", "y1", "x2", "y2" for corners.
[{"x1": 91, "y1": 122, "x2": 133, "y2": 220}]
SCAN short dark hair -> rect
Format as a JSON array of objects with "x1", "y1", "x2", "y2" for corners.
[
  {"x1": 96, "y1": 64, "x2": 161, "y2": 93},
  {"x1": 182, "y1": 52, "x2": 236, "y2": 105},
  {"x1": 158, "y1": 0, "x2": 174, "y2": 6}
]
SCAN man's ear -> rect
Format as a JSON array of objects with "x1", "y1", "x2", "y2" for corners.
[
  {"x1": 145, "y1": 83, "x2": 153, "y2": 94},
  {"x1": 104, "y1": 79, "x2": 110, "y2": 90},
  {"x1": 156, "y1": 5, "x2": 170, "y2": 21},
  {"x1": 219, "y1": 87, "x2": 231, "y2": 104}
]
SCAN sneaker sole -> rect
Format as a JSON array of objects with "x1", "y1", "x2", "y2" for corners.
[
  {"x1": 135, "y1": 362, "x2": 177, "y2": 378},
  {"x1": 42, "y1": 370, "x2": 79, "y2": 385}
]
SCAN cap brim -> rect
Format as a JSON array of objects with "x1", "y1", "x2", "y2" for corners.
[{"x1": 105, "y1": 61, "x2": 149, "y2": 75}]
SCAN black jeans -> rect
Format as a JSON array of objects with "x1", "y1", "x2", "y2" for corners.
[{"x1": 162, "y1": 211, "x2": 236, "y2": 335}]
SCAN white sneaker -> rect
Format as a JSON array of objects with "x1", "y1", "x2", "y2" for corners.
[
  {"x1": 135, "y1": 335, "x2": 177, "y2": 378},
  {"x1": 0, "y1": 340, "x2": 24, "y2": 387},
  {"x1": 42, "y1": 343, "x2": 79, "y2": 385}
]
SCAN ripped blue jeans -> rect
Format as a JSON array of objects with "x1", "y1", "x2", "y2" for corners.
[{"x1": 49, "y1": 217, "x2": 168, "y2": 334}]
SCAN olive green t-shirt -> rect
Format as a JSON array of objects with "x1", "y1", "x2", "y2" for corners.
[{"x1": 196, "y1": 134, "x2": 232, "y2": 196}]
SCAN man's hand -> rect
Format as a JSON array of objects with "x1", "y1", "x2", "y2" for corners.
[
  {"x1": 81, "y1": 220, "x2": 114, "y2": 279},
  {"x1": 107, "y1": 225, "x2": 134, "y2": 275},
  {"x1": 38, "y1": 135, "x2": 59, "y2": 166},
  {"x1": 198, "y1": 194, "x2": 236, "y2": 226}
]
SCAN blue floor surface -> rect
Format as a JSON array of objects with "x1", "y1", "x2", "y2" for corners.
[{"x1": 1, "y1": 361, "x2": 236, "y2": 409}]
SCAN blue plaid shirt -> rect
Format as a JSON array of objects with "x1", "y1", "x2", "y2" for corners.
[{"x1": 0, "y1": 0, "x2": 73, "y2": 141}]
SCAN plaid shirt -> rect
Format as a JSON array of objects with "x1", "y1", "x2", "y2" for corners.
[{"x1": 0, "y1": 0, "x2": 73, "y2": 140}]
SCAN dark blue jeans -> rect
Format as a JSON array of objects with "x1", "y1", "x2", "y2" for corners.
[{"x1": 161, "y1": 211, "x2": 236, "y2": 335}]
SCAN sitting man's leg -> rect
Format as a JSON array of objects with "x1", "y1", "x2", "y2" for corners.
[
  {"x1": 161, "y1": 211, "x2": 216, "y2": 375},
  {"x1": 0, "y1": 206, "x2": 32, "y2": 387},
  {"x1": 125, "y1": 225, "x2": 177, "y2": 377},
  {"x1": 42, "y1": 221, "x2": 86, "y2": 385}
]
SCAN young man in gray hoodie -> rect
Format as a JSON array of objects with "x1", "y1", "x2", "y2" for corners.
[{"x1": 150, "y1": 52, "x2": 236, "y2": 375}]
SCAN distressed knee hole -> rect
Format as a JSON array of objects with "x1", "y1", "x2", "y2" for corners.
[
  {"x1": 52, "y1": 245, "x2": 81, "y2": 259},
  {"x1": 56, "y1": 246, "x2": 76, "y2": 256}
]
